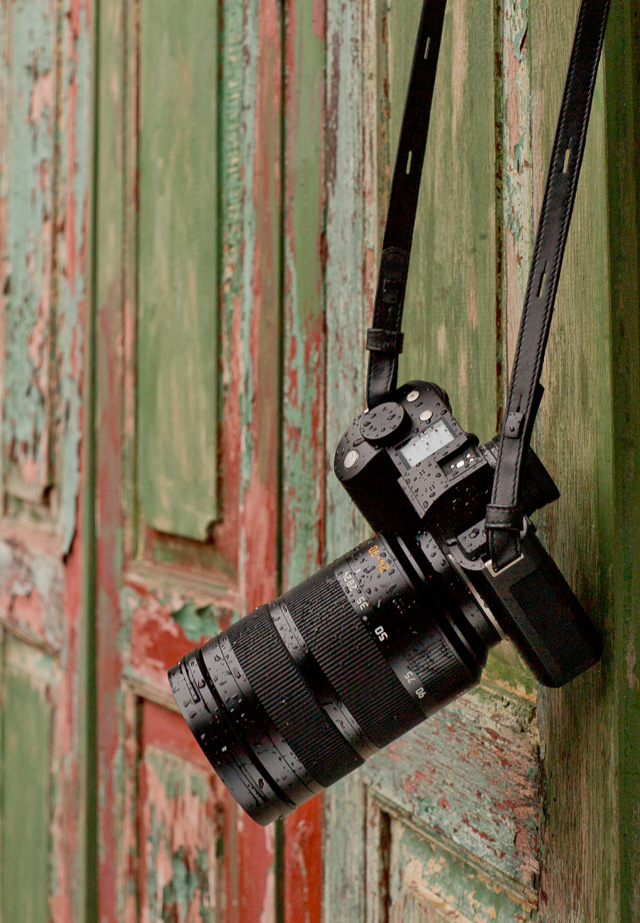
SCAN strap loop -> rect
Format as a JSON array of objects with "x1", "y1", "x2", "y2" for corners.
[{"x1": 366, "y1": 329, "x2": 405, "y2": 355}]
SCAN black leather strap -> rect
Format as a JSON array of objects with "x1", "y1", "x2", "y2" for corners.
[
  {"x1": 366, "y1": 0, "x2": 448, "y2": 408},
  {"x1": 487, "y1": 0, "x2": 611, "y2": 571}
]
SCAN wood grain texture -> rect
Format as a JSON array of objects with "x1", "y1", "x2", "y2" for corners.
[
  {"x1": 137, "y1": 0, "x2": 220, "y2": 541},
  {"x1": 281, "y1": 1, "x2": 327, "y2": 919},
  {"x1": 2, "y1": 0, "x2": 56, "y2": 506},
  {"x1": 0, "y1": 0, "x2": 92, "y2": 919},
  {"x1": 387, "y1": 817, "x2": 536, "y2": 923},
  {"x1": 363, "y1": 685, "x2": 540, "y2": 896},
  {"x1": 0, "y1": 638, "x2": 53, "y2": 923},
  {"x1": 96, "y1": 0, "x2": 284, "y2": 917},
  {"x1": 138, "y1": 703, "x2": 224, "y2": 923},
  {"x1": 531, "y1": 1, "x2": 640, "y2": 920},
  {"x1": 395, "y1": 0, "x2": 498, "y2": 445},
  {"x1": 322, "y1": 0, "x2": 370, "y2": 918},
  {"x1": 531, "y1": 1, "x2": 614, "y2": 920}
]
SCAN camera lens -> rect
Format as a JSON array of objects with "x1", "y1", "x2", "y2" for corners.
[{"x1": 169, "y1": 535, "x2": 495, "y2": 825}]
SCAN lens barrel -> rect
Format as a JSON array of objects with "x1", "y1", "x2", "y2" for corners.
[{"x1": 169, "y1": 535, "x2": 492, "y2": 825}]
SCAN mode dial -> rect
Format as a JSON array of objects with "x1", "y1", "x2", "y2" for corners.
[{"x1": 360, "y1": 402, "x2": 408, "y2": 446}]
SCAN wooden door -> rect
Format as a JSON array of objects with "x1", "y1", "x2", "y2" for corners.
[
  {"x1": 0, "y1": 0, "x2": 93, "y2": 919},
  {"x1": 323, "y1": 1, "x2": 640, "y2": 922},
  {"x1": 86, "y1": 0, "x2": 640, "y2": 922},
  {"x1": 93, "y1": 0, "x2": 325, "y2": 920}
]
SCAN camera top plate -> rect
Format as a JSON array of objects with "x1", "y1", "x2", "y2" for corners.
[{"x1": 335, "y1": 381, "x2": 494, "y2": 537}]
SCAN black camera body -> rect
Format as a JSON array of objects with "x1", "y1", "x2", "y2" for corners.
[{"x1": 335, "y1": 380, "x2": 601, "y2": 688}]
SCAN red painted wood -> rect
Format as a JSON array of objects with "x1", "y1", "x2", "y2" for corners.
[
  {"x1": 281, "y1": 1, "x2": 327, "y2": 920},
  {"x1": 285, "y1": 800, "x2": 324, "y2": 923}
]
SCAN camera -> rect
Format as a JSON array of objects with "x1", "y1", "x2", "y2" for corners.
[{"x1": 169, "y1": 380, "x2": 601, "y2": 826}]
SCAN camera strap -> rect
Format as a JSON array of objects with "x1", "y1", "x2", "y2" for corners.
[
  {"x1": 365, "y1": 0, "x2": 611, "y2": 571},
  {"x1": 486, "y1": 0, "x2": 611, "y2": 571},
  {"x1": 366, "y1": 0, "x2": 447, "y2": 408}
]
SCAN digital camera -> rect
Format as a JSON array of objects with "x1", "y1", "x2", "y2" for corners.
[{"x1": 168, "y1": 380, "x2": 601, "y2": 826}]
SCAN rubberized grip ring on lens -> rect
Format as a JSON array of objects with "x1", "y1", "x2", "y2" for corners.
[{"x1": 228, "y1": 605, "x2": 363, "y2": 788}]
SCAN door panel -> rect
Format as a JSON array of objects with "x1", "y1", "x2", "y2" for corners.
[
  {"x1": 137, "y1": 0, "x2": 220, "y2": 540},
  {"x1": 1, "y1": 636, "x2": 54, "y2": 923}
]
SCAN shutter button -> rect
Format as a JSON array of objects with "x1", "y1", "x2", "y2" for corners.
[
  {"x1": 359, "y1": 402, "x2": 408, "y2": 446},
  {"x1": 344, "y1": 450, "x2": 359, "y2": 469}
]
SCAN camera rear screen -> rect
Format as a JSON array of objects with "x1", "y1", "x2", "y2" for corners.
[{"x1": 399, "y1": 420, "x2": 454, "y2": 467}]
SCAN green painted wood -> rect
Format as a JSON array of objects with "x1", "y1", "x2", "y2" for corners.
[
  {"x1": 3, "y1": 0, "x2": 56, "y2": 505},
  {"x1": 137, "y1": 0, "x2": 219, "y2": 540},
  {"x1": 363, "y1": 684, "x2": 540, "y2": 893},
  {"x1": 282, "y1": 0, "x2": 326, "y2": 590},
  {"x1": 605, "y1": 5, "x2": 640, "y2": 917},
  {"x1": 530, "y1": 1, "x2": 640, "y2": 920},
  {"x1": 531, "y1": 2, "x2": 614, "y2": 920},
  {"x1": 394, "y1": 0, "x2": 498, "y2": 444},
  {"x1": 387, "y1": 817, "x2": 537, "y2": 923},
  {"x1": 322, "y1": 0, "x2": 369, "y2": 918},
  {"x1": 1, "y1": 639, "x2": 53, "y2": 923}
]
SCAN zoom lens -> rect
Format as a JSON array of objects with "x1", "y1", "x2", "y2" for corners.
[{"x1": 169, "y1": 534, "x2": 496, "y2": 825}]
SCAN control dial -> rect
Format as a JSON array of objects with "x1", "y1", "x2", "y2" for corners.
[{"x1": 359, "y1": 402, "x2": 409, "y2": 446}]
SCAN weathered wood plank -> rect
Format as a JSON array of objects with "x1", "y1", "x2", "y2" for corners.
[
  {"x1": 56, "y1": 0, "x2": 92, "y2": 556},
  {"x1": 137, "y1": 0, "x2": 219, "y2": 541},
  {"x1": 605, "y1": 4, "x2": 640, "y2": 917},
  {"x1": 363, "y1": 685, "x2": 540, "y2": 896},
  {"x1": 96, "y1": 0, "x2": 281, "y2": 914},
  {"x1": 394, "y1": 0, "x2": 498, "y2": 445},
  {"x1": 387, "y1": 817, "x2": 537, "y2": 923},
  {"x1": 532, "y1": 1, "x2": 640, "y2": 921},
  {"x1": 526, "y1": 1, "x2": 618, "y2": 920},
  {"x1": 281, "y1": 1, "x2": 327, "y2": 918},
  {"x1": 1, "y1": 638, "x2": 54, "y2": 923},
  {"x1": 2, "y1": 0, "x2": 56, "y2": 506},
  {"x1": 322, "y1": 0, "x2": 370, "y2": 918},
  {"x1": 138, "y1": 703, "x2": 223, "y2": 922},
  {"x1": 94, "y1": 0, "x2": 129, "y2": 914}
]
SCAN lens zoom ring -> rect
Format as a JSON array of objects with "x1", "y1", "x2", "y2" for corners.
[
  {"x1": 393, "y1": 598, "x2": 474, "y2": 701},
  {"x1": 227, "y1": 606, "x2": 362, "y2": 789},
  {"x1": 284, "y1": 570, "x2": 424, "y2": 749}
]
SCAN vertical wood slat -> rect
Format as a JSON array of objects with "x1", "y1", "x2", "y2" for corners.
[
  {"x1": 0, "y1": 0, "x2": 92, "y2": 919},
  {"x1": 534, "y1": 1, "x2": 640, "y2": 920},
  {"x1": 281, "y1": 0, "x2": 326, "y2": 919},
  {"x1": 0, "y1": 638, "x2": 54, "y2": 923},
  {"x1": 95, "y1": 0, "x2": 283, "y2": 918},
  {"x1": 233, "y1": 2, "x2": 284, "y2": 919},
  {"x1": 322, "y1": 0, "x2": 369, "y2": 918},
  {"x1": 396, "y1": 0, "x2": 498, "y2": 444},
  {"x1": 137, "y1": 0, "x2": 220, "y2": 541},
  {"x1": 605, "y1": 4, "x2": 640, "y2": 917},
  {"x1": 531, "y1": 1, "x2": 614, "y2": 920}
]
